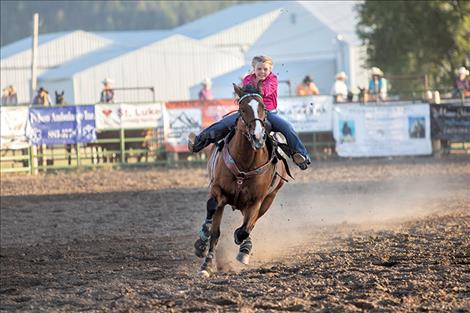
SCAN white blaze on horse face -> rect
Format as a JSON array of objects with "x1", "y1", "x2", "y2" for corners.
[{"x1": 248, "y1": 99, "x2": 263, "y2": 140}]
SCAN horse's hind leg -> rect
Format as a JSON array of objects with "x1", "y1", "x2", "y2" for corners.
[{"x1": 236, "y1": 236, "x2": 252, "y2": 265}]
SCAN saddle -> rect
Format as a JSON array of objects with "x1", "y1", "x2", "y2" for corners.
[{"x1": 214, "y1": 129, "x2": 294, "y2": 180}]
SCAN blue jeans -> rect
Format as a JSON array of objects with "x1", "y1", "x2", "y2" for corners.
[{"x1": 195, "y1": 112, "x2": 309, "y2": 157}]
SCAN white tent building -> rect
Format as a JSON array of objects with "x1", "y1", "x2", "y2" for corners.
[
  {"x1": 1, "y1": 31, "x2": 112, "y2": 103},
  {"x1": 1, "y1": 0, "x2": 366, "y2": 104},
  {"x1": 37, "y1": 34, "x2": 243, "y2": 104}
]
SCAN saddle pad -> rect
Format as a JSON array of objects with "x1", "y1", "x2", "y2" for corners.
[{"x1": 207, "y1": 148, "x2": 220, "y2": 188}]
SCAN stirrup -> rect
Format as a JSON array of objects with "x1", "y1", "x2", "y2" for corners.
[
  {"x1": 292, "y1": 153, "x2": 310, "y2": 170},
  {"x1": 188, "y1": 132, "x2": 197, "y2": 152}
]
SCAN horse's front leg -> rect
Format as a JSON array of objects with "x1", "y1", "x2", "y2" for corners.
[
  {"x1": 194, "y1": 197, "x2": 217, "y2": 258},
  {"x1": 199, "y1": 206, "x2": 224, "y2": 277}
]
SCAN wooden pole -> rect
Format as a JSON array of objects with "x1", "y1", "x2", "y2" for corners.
[{"x1": 30, "y1": 13, "x2": 39, "y2": 175}]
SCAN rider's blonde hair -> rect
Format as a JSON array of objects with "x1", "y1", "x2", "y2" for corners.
[{"x1": 251, "y1": 55, "x2": 273, "y2": 68}]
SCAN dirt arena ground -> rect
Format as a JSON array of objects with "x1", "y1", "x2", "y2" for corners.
[{"x1": 1, "y1": 157, "x2": 469, "y2": 312}]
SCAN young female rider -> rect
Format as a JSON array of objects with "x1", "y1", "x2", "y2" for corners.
[{"x1": 188, "y1": 55, "x2": 311, "y2": 170}]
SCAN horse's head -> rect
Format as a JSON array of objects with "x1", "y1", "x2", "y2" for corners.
[
  {"x1": 233, "y1": 83, "x2": 267, "y2": 150},
  {"x1": 55, "y1": 90, "x2": 65, "y2": 105}
]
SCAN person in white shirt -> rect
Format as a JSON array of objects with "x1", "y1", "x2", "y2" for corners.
[{"x1": 331, "y1": 71, "x2": 348, "y2": 103}]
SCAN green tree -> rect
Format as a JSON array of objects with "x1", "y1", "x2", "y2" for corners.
[
  {"x1": 0, "y1": 1, "x2": 251, "y2": 47},
  {"x1": 357, "y1": 0, "x2": 470, "y2": 94}
]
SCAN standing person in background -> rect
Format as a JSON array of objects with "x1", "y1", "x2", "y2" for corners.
[
  {"x1": 296, "y1": 75, "x2": 320, "y2": 96},
  {"x1": 452, "y1": 66, "x2": 469, "y2": 99},
  {"x1": 367, "y1": 67, "x2": 388, "y2": 102},
  {"x1": 32, "y1": 87, "x2": 51, "y2": 106},
  {"x1": 198, "y1": 78, "x2": 214, "y2": 101},
  {"x1": 1, "y1": 85, "x2": 18, "y2": 106},
  {"x1": 100, "y1": 78, "x2": 115, "y2": 103},
  {"x1": 331, "y1": 72, "x2": 348, "y2": 103},
  {"x1": 8, "y1": 86, "x2": 18, "y2": 105}
]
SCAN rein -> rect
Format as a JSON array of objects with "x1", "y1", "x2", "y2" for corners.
[{"x1": 222, "y1": 135, "x2": 275, "y2": 206}]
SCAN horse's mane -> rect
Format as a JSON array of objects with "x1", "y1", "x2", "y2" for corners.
[{"x1": 241, "y1": 84, "x2": 261, "y2": 96}]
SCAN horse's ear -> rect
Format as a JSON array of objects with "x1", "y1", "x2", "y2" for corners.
[
  {"x1": 55, "y1": 91, "x2": 58, "y2": 96},
  {"x1": 233, "y1": 83, "x2": 244, "y2": 98},
  {"x1": 61, "y1": 90, "x2": 64, "y2": 96}
]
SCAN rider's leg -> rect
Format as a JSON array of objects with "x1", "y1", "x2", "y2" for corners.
[
  {"x1": 188, "y1": 113, "x2": 239, "y2": 153},
  {"x1": 267, "y1": 112, "x2": 311, "y2": 169}
]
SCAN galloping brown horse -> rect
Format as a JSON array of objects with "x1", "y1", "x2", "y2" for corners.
[{"x1": 194, "y1": 83, "x2": 287, "y2": 277}]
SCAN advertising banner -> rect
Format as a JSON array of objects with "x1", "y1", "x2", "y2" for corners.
[
  {"x1": 164, "y1": 99, "x2": 235, "y2": 152},
  {"x1": 431, "y1": 105, "x2": 470, "y2": 141},
  {"x1": 95, "y1": 103, "x2": 164, "y2": 130},
  {"x1": 0, "y1": 106, "x2": 30, "y2": 150},
  {"x1": 333, "y1": 103, "x2": 432, "y2": 157},
  {"x1": 277, "y1": 95, "x2": 333, "y2": 132},
  {"x1": 28, "y1": 105, "x2": 96, "y2": 145}
]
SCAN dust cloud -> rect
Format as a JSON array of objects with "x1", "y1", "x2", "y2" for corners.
[{"x1": 214, "y1": 170, "x2": 469, "y2": 266}]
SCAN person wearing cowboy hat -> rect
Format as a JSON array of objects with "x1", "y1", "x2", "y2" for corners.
[
  {"x1": 198, "y1": 78, "x2": 214, "y2": 101},
  {"x1": 296, "y1": 75, "x2": 320, "y2": 96},
  {"x1": 331, "y1": 71, "x2": 349, "y2": 103},
  {"x1": 453, "y1": 66, "x2": 469, "y2": 98},
  {"x1": 100, "y1": 78, "x2": 115, "y2": 103},
  {"x1": 33, "y1": 86, "x2": 51, "y2": 106},
  {"x1": 367, "y1": 66, "x2": 388, "y2": 102}
]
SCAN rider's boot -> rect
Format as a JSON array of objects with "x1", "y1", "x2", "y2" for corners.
[
  {"x1": 188, "y1": 132, "x2": 207, "y2": 153},
  {"x1": 292, "y1": 153, "x2": 311, "y2": 170},
  {"x1": 188, "y1": 128, "x2": 227, "y2": 153}
]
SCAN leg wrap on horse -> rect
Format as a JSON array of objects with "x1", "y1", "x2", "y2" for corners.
[
  {"x1": 234, "y1": 227, "x2": 250, "y2": 245},
  {"x1": 239, "y1": 237, "x2": 252, "y2": 254}
]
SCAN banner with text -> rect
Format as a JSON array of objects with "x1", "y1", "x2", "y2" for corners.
[
  {"x1": 27, "y1": 105, "x2": 96, "y2": 145},
  {"x1": 277, "y1": 95, "x2": 333, "y2": 132},
  {"x1": 333, "y1": 103, "x2": 432, "y2": 157},
  {"x1": 95, "y1": 103, "x2": 164, "y2": 130},
  {"x1": 431, "y1": 105, "x2": 470, "y2": 141},
  {"x1": 0, "y1": 106, "x2": 30, "y2": 150},
  {"x1": 164, "y1": 99, "x2": 235, "y2": 152}
]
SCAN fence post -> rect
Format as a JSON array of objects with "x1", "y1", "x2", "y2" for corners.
[
  {"x1": 30, "y1": 145, "x2": 38, "y2": 175},
  {"x1": 120, "y1": 128, "x2": 125, "y2": 163},
  {"x1": 75, "y1": 143, "x2": 81, "y2": 168}
]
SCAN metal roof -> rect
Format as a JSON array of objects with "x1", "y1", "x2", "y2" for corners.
[
  {"x1": 38, "y1": 32, "x2": 175, "y2": 80},
  {"x1": 1, "y1": 31, "x2": 70, "y2": 59},
  {"x1": 173, "y1": 1, "x2": 284, "y2": 39},
  {"x1": 299, "y1": 1, "x2": 361, "y2": 44}
]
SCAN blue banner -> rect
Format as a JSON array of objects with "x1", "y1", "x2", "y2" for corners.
[{"x1": 28, "y1": 106, "x2": 97, "y2": 145}]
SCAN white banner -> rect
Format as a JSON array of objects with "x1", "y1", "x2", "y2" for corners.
[
  {"x1": 1, "y1": 106, "x2": 30, "y2": 150},
  {"x1": 277, "y1": 95, "x2": 333, "y2": 132},
  {"x1": 95, "y1": 103, "x2": 164, "y2": 130},
  {"x1": 163, "y1": 106, "x2": 202, "y2": 152},
  {"x1": 333, "y1": 103, "x2": 432, "y2": 157}
]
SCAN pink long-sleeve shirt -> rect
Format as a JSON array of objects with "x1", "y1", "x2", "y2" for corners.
[{"x1": 242, "y1": 72, "x2": 278, "y2": 111}]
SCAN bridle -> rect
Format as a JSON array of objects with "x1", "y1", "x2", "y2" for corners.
[{"x1": 237, "y1": 93, "x2": 267, "y2": 146}]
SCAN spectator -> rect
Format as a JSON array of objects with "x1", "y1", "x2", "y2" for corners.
[
  {"x1": 100, "y1": 78, "x2": 115, "y2": 103},
  {"x1": 32, "y1": 87, "x2": 51, "y2": 106},
  {"x1": 1, "y1": 85, "x2": 18, "y2": 106},
  {"x1": 198, "y1": 78, "x2": 214, "y2": 101},
  {"x1": 296, "y1": 75, "x2": 320, "y2": 96},
  {"x1": 367, "y1": 67, "x2": 388, "y2": 101},
  {"x1": 452, "y1": 66, "x2": 469, "y2": 98},
  {"x1": 331, "y1": 72, "x2": 348, "y2": 103}
]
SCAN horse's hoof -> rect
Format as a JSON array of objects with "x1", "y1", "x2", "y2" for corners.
[
  {"x1": 194, "y1": 239, "x2": 208, "y2": 258},
  {"x1": 236, "y1": 252, "x2": 250, "y2": 265},
  {"x1": 198, "y1": 270, "x2": 211, "y2": 278}
]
